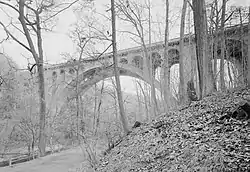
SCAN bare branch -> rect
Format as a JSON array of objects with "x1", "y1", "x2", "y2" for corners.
[
  {"x1": 24, "y1": 2, "x2": 37, "y2": 13},
  {"x1": 118, "y1": 30, "x2": 140, "y2": 38},
  {"x1": 38, "y1": 0, "x2": 55, "y2": 14},
  {"x1": 0, "y1": 1, "x2": 37, "y2": 32},
  {"x1": 94, "y1": 11, "x2": 111, "y2": 21},
  {"x1": 10, "y1": 22, "x2": 27, "y2": 36},
  {"x1": 187, "y1": 0, "x2": 193, "y2": 11},
  {"x1": 0, "y1": 1, "x2": 19, "y2": 13},
  {"x1": 130, "y1": 36, "x2": 142, "y2": 45},
  {"x1": 35, "y1": 11, "x2": 43, "y2": 65},
  {"x1": 42, "y1": 0, "x2": 79, "y2": 23},
  {"x1": 224, "y1": 10, "x2": 235, "y2": 24},
  {"x1": 94, "y1": 43, "x2": 112, "y2": 60},
  {"x1": 0, "y1": 32, "x2": 9, "y2": 44},
  {"x1": 18, "y1": 0, "x2": 38, "y2": 61},
  {"x1": 0, "y1": 74, "x2": 8, "y2": 87},
  {"x1": 87, "y1": 24, "x2": 112, "y2": 41},
  {"x1": 116, "y1": 0, "x2": 145, "y2": 42},
  {"x1": 0, "y1": 22, "x2": 32, "y2": 53}
]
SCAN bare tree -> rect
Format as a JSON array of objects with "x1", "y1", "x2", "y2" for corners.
[
  {"x1": 14, "y1": 116, "x2": 39, "y2": 159},
  {"x1": 111, "y1": 0, "x2": 129, "y2": 134},
  {"x1": 219, "y1": 0, "x2": 227, "y2": 91},
  {"x1": 93, "y1": 80, "x2": 105, "y2": 135},
  {"x1": 237, "y1": 7, "x2": 249, "y2": 86},
  {"x1": 203, "y1": 1, "x2": 214, "y2": 95},
  {"x1": 192, "y1": 0, "x2": 203, "y2": 99},
  {"x1": 116, "y1": 0, "x2": 159, "y2": 116},
  {"x1": 161, "y1": 0, "x2": 172, "y2": 110},
  {"x1": 134, "y1": 79, "x2": 149, "y2": 120},
  {"x1": 179, "y1": 0, "x2": 187, "y2": 104},
  {"x1": 147, "y1": 0, "x2": 159, "y2": 116},
  {"x1": 68, "y1": 23, "x2": 94, "y2": 139},
  {"x1": 0, "y1": 0, "x2": 80, "y2": 156},
  {"x1": 192, "y1": 0, "x2": 210, "y2": 98},
  {"x1": 134, "y1": 79, "x2": 143, "y2": 119},
  {"x1": 210, "y1": 0, "x2": 220, "y2": 91},
  {"x1": 0, "y1": 54, "x2": 18, "y2": 138},
  {"x1": 248, "y1": 6, "x2": 250, "y2": 88}
]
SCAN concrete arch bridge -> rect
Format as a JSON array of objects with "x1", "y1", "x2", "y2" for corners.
[{"x1": 42, "y1": 24, "x2": 249, "y2": 113}]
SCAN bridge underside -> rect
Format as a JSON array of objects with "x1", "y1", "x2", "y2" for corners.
[{"x1": 62, "y1": 65, "x2": 160, "y2": 100}]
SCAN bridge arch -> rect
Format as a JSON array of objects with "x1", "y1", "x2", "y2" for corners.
[
  {"x1": 213, "y1": 38, "x2": 248, "y2": 65},
  {"x1": 151, "y1": 52, "x2": 162, "y2": 70},
  {"x1": 213, "y1": 38, "x2": 248, "y2": 88},
  {"x1": 131, "y1": 55, "x2": 143, "y2": 70},
  {"x1": 215, "y1": 38, "x2": 245, "y2": 62},
  {"x1": 120, "y1": 58, "x2": 128, "y2": 64},
  {"x1": 54, "y1": 64, "x2": 161, "y2": 105},
  {"x1": 168, "y1": 48, "x2": 180, "y2": 67}
]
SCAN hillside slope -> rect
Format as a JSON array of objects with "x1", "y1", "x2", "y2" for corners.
[{"x1": 96, "y1": 88, "x2": 250, "y2": 172}]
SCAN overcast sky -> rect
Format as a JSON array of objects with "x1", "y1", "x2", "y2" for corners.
[
  {"x1": 0, "y1": 0, "x2": 180, "y2": 67},
  {"x1": 0, "y1": 0, "x2": 249, "y2": 67}
]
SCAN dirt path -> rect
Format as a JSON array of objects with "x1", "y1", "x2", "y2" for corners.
[{"x1": 0, "y1": 147, "x2": 85, "y2": 172}]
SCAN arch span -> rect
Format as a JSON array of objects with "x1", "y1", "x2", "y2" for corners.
[
  {"x1": 131, "y1": 56, "x2": 143, "y2": 70},
  {"x1": 214, "y1": 38, "x2": 248, "y2": 63},
  {"x1": 168, "y1": 48, "x2": 180, "y2": 67},
  {"x1": 151, "y1": 52, "x2": 162, "y2": 70},
  {"x1": 55, "y1": 64, "x2": 161, "y2": 105}
]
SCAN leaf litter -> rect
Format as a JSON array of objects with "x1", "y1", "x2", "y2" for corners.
[{"x1": 96, "y1": 88, "x2": 250, "y2": 172}]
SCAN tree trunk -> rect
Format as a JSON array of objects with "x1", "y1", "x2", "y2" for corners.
[
  {"x1": 248, "y1": 6, "x2": 250, "y2": 88},
  {"x1": 188, "y1": 5, "x2": 198, "y2": 97},
  {"x1": 227, "y1": 60, "x2": 233, "y2": 88},
  {"x1": 179, "y1": 0, "x2": 187, "y2": 104},
  {"x1": 75, "y1": 37, "x2": 86, "y2": 140},
  {"x1": 93, "y1": 84, "x2": 97, "y2": 131},
  {"x1": 239, "y1": 8, "x2": 247, "y2": 86},
  {"x1": 94, "y1": 80, "x2": 104, "y2": 135},
  {"x1": 162, "y1": 0, "x2": 171, "y2": 109},
  {"x1": 135, "y1": 79, "x2": 142, "y2": 120},
  {"x1": 209, "y1": 31, "x2": 216, "y2": 91},
  {"x1": 18, "y1": 0, "x2": 47, "y2": 156},
  {"x1": 219, "y1": 0, "x2": 226, "y2": 91},
  {"x1": 37, "y1": 63, "x2": 46, "y2": 156},
  {"x1": 204, "y1": 3, "x2": 214, "y2": 95},
  {"x1": 213, "y1": 0, "x2": 219, "y2": 91},
  {"x1": 111, "y1": 0, "x2": 129, "y2": 134},
  {"x1": 36, "y1": 13, "x2": 46, "y2": 157},
  {"x1": 76, "y1": 71, "x2": 80, "y2": 140},
  {"x1": 192, "y1": 0, "x2": 205, "y2": 99},
  {"x1": 137, "y1": 80, "x2": 149, "y2": 121},
  {"x1": 208, "y1": 4, "x2": 215, "y2": 92},
  {"x1": 213, "y1": 34, "x2": 218, "y2": 90},
  {"x1": 148, "y1": 0, "x2": 159, "y2": 116}
]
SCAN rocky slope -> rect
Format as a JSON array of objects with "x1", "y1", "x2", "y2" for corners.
[{"x1": 96, "y1": 88, "x2": 250, "y2": 172}]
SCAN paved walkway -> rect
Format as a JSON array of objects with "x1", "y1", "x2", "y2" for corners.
[{"x1": 0, "y1": 147, "x2": 85, "y2": 172}]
